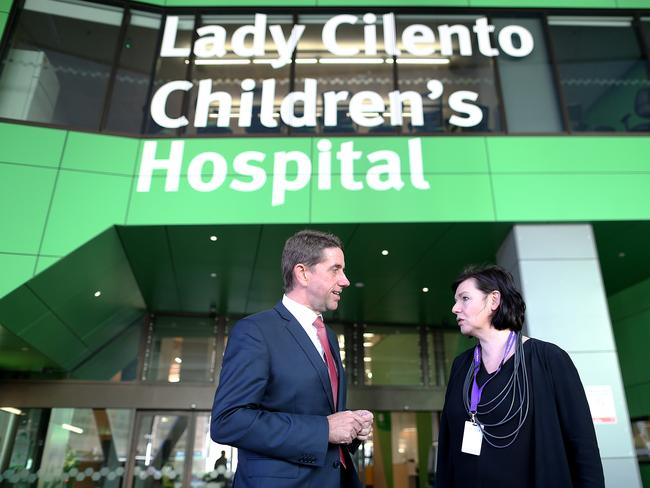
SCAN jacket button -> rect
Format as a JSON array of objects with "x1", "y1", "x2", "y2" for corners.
[{"x1": 333, "y1": 460, "x2": 341, "y2": 469}]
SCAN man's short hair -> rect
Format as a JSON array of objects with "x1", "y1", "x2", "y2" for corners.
[{"x1": 282, "y1": 230, "x2": 343, "y2": 292}]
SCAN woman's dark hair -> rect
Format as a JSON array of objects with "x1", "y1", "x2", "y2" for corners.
[{"x1": 452, "y1": 265, "x2": 526, "y2": 331}]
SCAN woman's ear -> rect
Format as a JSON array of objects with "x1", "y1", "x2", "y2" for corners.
[{"x1": 490, "y1": 290, "x2": 501, "y2": 311}]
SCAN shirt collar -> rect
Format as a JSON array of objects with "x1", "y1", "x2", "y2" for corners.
[{"x1": 282, "y1": 294, "x2": 321, "y2": 328}]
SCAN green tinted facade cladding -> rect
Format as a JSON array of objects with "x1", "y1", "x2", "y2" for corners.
[{"x1": 1, "y1": 121, "x2": 650, "y2": 298}]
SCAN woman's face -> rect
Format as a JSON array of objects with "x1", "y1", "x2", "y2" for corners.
[{"x1": 452, "y1": 278, "x2": 497, "y2": 336}]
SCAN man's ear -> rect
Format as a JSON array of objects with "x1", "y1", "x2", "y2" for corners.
[{"x1": 293, "y1": 263, "x2": 309, "y2": 287}]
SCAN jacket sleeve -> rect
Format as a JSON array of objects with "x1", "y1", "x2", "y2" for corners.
[
  {"x1": 210, "y1": 317, "x2": 330, "y2": 466},
  {"x1": 547, "y1": 345, "x2": 605, "y2": 488}
]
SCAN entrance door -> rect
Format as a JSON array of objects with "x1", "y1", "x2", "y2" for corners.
[{"x1": 125, "y1": 411, "x2": 234, "y2": 488}]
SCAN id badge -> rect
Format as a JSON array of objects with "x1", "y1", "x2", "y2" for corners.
[{"x1": 461, "y1": 421, "x2": 483, "y2": 456}]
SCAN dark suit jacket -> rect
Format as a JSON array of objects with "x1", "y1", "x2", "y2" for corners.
[{"x1": 211, "y1": 301, "x2": 362, "y2": 488}]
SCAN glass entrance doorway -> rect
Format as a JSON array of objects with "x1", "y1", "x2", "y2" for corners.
[{"x1": 127, "y1": 411, "x2": 234, "y2": 488}]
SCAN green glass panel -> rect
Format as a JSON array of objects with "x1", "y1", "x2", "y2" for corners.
[
  {"x1": 492, "y1": 174, "x2": 650, "y2": 221},
  {"x1": 0, "y1": 164, "x2": 57, "y2": 254},
  {"x1": 487, "y1": 137, "x2": 650, "y2": 173},
  {"x1": 61, "y1": 132, "x2": 140, "y2": 175},
  {"x1": 469, "y1": 0, "x2": 616, "y2": 6},
  {"x1": 0, "y1": 123, "x2": 66, "y2": 167},
  {"x1": 0, "y1": 12, "x2": 6, "y2": 35},
  {"x1": 617, "y1": 0, "x2": 650, "y2": 6},
  {"x1": 0, "y1": 254, "x2": 35, "y2": 298},
  {"x1": 40, "y1": 172, "x2": 131, "y2": 256},
  {"x1": 166, "y1": 0, "x2": 314, "y2": 5},
  {"x1": 310, "y1": 173, "x2": 495, "y2": 222}
]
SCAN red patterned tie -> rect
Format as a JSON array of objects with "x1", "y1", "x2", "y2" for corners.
[{"x1": 313, "y1": 316, "x2": 346, "y2": 468}]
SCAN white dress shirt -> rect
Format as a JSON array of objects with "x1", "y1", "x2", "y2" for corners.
[{"x1": 282, "y1": 294, "x2": 325, "y2": 361}]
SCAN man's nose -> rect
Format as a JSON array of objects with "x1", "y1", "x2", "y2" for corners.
[{"x1": 340, "y1": 272, "x2": 350, "y2": 288}]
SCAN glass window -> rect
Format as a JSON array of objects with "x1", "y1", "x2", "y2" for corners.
[
  {"x1": 363, "y1": 326, "x2": 421, "y2": 386},
  {"x1": 131, "y1": 413, "x2": 188, "y2": 487},
  {"x1": 549, "y1": 16, "x2": 650, "y2": 132},
  {"x1": 0, "y1": 0, "x2": 123, "y2": 129},
  {"x1": 145, "y1": 316, "x2": 217, "y2": 383},
  {"x1": 494, "y1": 16, "x2": 563, "y2": 132},
  {"x1": 105, "y1": 10, "x2": 162, "y2": 134},
  {"x1": 0, "y1": 408, "x2": 48, "y2": 483},
  {"x1": 69, "y1": 318, "x2": 142, "y2": 381},
  {"x1": 395, "y1": 14, "x2": 502, "y2": 133},
  {"x1": 144, "y1": 15, "x2": 195, "y2": 135},
  {"x1": 37, "y1": 408, "x2": 133, "y2": 486},
  {"x1": 295, "y1": 14, "x2": 397, "y2": 135},
  {"x1": 191, "y1": 413, "x2": 236, "y2": 487},
  {"x1": 184, "y1": 14, "x2": 292, "y2": 136}
]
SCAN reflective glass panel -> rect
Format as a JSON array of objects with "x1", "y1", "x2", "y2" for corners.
[
  {"x1": 549, "y1": 16, "x2": 650, "y2": 132},
  {"x1": 363, "y1": 326, "x2": 421, "y2": 386},
  {"x1": 105, "y1": 10, "x2": 162, "y2": 134},
  {"x1": 395, "y1": 14, "x2": 502, "y2": 133},
  {"x1": 295, "y1": 14, "x2": 396, "y2": 134},
  {"x1": 145, "y1": 316, "x2": 217, "y2": 383},
  {"x1": 0, "y1": 408, "x2": 48, "y2": 484},
  {"x1": 132, "y1": 413, "x2": 188, "y2": 488},
  {"x1": 0, "y1": 0, "x2": 123, "y2": 129},
  {"x1": 38, "y1": 408, "x2": 133, "y2": 487},
  {"x1": 184, "y1": 14, "x2": 292, "y2": 136},
  {"x1": 191, "y1": 413, "x2": 236, "y2": 487}
]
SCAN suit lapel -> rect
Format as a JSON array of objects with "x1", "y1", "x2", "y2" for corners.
[{"x1": 275, "y1": 302, "x2": 335, "y2": 412}]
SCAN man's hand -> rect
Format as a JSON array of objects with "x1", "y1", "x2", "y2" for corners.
[
  {"x1": 327, "y1": 411, "x2": 364, "y2": 444},
  {"x1": 353, "y1": 410, "x2": 373, "y2": 441}
]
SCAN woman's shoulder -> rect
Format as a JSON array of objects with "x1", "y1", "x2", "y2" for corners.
[{"x1": 526, "y1": 337, "x2": 574, "y2": 364}]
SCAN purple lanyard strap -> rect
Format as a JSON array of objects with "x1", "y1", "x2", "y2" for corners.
[{"x1": 469, "y1": 331, "x2": 516, "y2": 415}]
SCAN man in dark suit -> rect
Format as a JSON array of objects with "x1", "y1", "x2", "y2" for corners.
[{"x1": 211, "y1": 229, "x2": 372, "y2": 488}]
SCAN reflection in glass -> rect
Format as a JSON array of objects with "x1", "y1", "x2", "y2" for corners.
[
  {"x1": 37, "y1": 408, "x2": 133, "y2": 487},
  {"x1": 132, "y1": 413, "x2": 188, "y2": 488},
  {"x1": 105, "y1": 10, "x2": 162, "y2": 134},
  {"x1": 191, "y1": 413, "x2": 235, "y2": 487},
  {"x1": 295, "y1": 14, "x2": 396, "y2": 134},
  {"x1": 185, "y1": 15, "x2": 292, "y2": 136},
  {"x1": 0, "y1": 408, "x2": 48, "y2": 485},
  {"x1": 146, "y1": 316, "x2": 217, "y2": 383},
  {"x1": 363, "y1": 326, "x2": 421, "y2": 386},
  {"x1": 144, "y1": 15, "x2": 195, "y2": 135},
  {"x1": 494, "y1": 17, "x2": 563, "y2": 132},
  {"x1": 0, "y1": 0, "x2": 123, "y2": 129},
  {"x1": 549, "y1": 16, "x2": 650, "y2": 132},
  {"x1": 395, "y1": 15, "x2": 502, "y2": 133}
]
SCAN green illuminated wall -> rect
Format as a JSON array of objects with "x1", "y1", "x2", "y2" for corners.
[{"x1": 1, "y1": 122, "x2": 650, "y2": 298}]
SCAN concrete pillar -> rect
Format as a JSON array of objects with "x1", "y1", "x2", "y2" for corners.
[{"x1": 497, "y1": 224, "x2": 641, "y2": 488}]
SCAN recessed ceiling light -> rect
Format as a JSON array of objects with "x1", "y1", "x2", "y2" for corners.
[
  {"x1": 94, "y1": 291, "x2": 101, "y2": 298},
  {"x1": 174, "y1": 357, "x2": 182, "y2": 364},
  {"x1": 21, "y1": 347, "x2": 29, "y2": 352},
  {"x1": 618, "y1": 252, "x2": 625, "y2": 258},
  {"x1": 422, "y1": 287, "x2": 429, "y2": 293},
  {"x1": 355, "y1": 282, "x2": 364, "y2": 288},
  {"x1": 210, "y1": 235, "x2": 218, "y2": 241},
  {"x1": 381, "y1": 250, "x2": 389, "y2": 256},
  {"x1": 0, "y1": 407, "x2": 22, "y2": 415},
  {"x1": 210, "y1": 272, "x2": 217, "y2": 278},
  {"x1": 363, "y1": 342, "x2": 373, "y2": 347}
]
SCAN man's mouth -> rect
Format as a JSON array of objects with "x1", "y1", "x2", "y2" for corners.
[{"x1": 333, "y1": 290, "x2": 341, "y2": 296}]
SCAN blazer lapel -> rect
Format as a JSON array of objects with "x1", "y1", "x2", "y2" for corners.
[{"x1": 274, "y1": 302, "x2": 335, "y2": 412}]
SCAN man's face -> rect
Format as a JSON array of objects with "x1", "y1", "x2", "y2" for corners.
[{"x1": 304, "y1": 247, "x2": 350, "y2": 313}]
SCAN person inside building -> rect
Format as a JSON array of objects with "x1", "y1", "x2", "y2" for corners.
[
  {"x1": 211, "y1": 229, "x2": 373, "y2": 488},
  {"x1": 436, "y1": 264, "x2": 605, "y2": 487}
]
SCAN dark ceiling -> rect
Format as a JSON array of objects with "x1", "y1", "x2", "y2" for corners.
[{"x1": 0, "y1": 221, "x2": 648, "y2": 373}]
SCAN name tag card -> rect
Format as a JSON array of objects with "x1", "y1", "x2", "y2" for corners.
[{"x1": 461, "y1": 421, "x2": 483, "y2": 456}]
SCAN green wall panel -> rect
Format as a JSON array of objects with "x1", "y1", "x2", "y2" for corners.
[
  {"x1": 0, "y1": 124, "x2": 66, "y2": 168},
  {"x1": 310, "y1": 173, "x2": 495, "y2": 222},
  {"x1": 487, "y1": 137, "x2": 650, "y2": 173},
  {"x1": 317, "y1": 0, "x2": 468, "y2": 5},
  {"x1": 491, "y1": 174, "x2": 650, "y2": 221},
  {"x1": 165, "y1": 0, "x2": 314, "y2": 5},
  {"x1": 0, "y1": 12, "x2": 7, "y2": 36},
  {"x1": 34, "y1": 256, "x2": 61, "y2": 274},
  {"x1": 0, "y1": 164, "x2": 57, "y2": 254},
  {"x1": 61, "y1": 132, "x2": 140, "y2": 176},
  {"x1": 469, "y1": 0, "x2": 616, "y2": 6},
  {"x1": 0, "y1": 254, "x2": 36, "y2": 298},
  {"x1": 0, "y1": 0, "x2": 12, "y2": 12},
  {"x1": 617, "y1": 0, "x2": 650, "y2": 6},
  {"x1": 40, "y1": 171, "x2": 132, "y2": 256}
]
